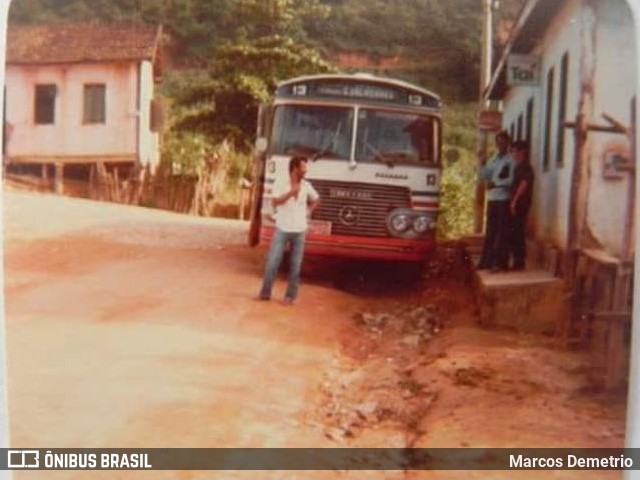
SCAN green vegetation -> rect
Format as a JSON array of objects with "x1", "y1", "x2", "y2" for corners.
[
  {"x1": 163, "y1": 35, "x2": 335, "y2": 151},
  {"x1": 439, "y1": 103, "x2": 478, "y2": 239},
  {"x1": 306, "y1": 0, "x2": 483, "y2": 101},
  {"x1": 10, "y1": 0, "x2": 232, "y2": 57}
]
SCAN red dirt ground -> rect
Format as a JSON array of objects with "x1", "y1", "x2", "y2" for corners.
[{"x1": 3, "y1": 189, "x2": 627, "y2": 480}]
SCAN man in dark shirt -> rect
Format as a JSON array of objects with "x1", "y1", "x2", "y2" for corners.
[{"x1": 509, "y1": 141, "x2": 535, "y2": 271}]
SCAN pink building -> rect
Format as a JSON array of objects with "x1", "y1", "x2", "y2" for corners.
[{"x1": 4, "y1": 23, "x2": 163, "y2": 185}]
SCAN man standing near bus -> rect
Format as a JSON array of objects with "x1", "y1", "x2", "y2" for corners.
[
  {"x1": 477, "y1": 131, "x2": 515, "y2": 272},
  {"x1": 509, "y1": 140, "x2": 535, "y2": 271},
  {"x1": 258, "y1": 156, "x2": 320, "y2": 305}
]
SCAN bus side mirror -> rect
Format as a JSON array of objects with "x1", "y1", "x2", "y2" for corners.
[
  {"x1": 257, "y1": 103, "x2": 274, "y2": 142},
  {"x1": 255, "y1": 137, "x2": 268, "y2": 154}
]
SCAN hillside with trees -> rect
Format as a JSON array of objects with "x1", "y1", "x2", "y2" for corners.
[{"x1": 9, "y1": 0, "x2": 526, "y2": 100}]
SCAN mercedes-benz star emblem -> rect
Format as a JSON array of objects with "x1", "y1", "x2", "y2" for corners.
[{"x1": 338, "y1": 206, "x2": 358, "y2": 226}]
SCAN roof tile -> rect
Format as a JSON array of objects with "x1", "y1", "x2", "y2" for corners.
[{"x1": 7, "y1": 23, "x2": 161, "y2": 64}]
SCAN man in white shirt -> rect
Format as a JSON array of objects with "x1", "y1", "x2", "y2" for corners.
[{"x1": 258, "y1": 156, "x2": 320, "y2": 305}]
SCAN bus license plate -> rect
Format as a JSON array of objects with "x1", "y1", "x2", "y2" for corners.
[{"x1": 308, "y1": 220, "x2": 332, "y2": 236}]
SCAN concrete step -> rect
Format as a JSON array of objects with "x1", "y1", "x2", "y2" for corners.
[{"x1": 474, "y1": 269, "x2": 567, "y2": 335}]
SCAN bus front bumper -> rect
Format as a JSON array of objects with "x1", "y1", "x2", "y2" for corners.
[{"x1": 260, "y1": 227, "x2": 436, "y2": 262}]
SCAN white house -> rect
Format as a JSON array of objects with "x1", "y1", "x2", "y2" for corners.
[
  {"x1": 485, "y1": 0, "x2": 637, "y2": 266},
  {"x1": 4, "y1": 22, "x2": 163, "y2": 182},
  {"x1": 483, "y1": 0, "x2": 637, "y2": 388}
]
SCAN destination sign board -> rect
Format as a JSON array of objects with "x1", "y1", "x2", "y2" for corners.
[
  {"x1": 316, "y1": 84, "x2": 396, "y2": 101},
  {"x1": 277, "y1": 80, "x2": 441, "y2": 109}
]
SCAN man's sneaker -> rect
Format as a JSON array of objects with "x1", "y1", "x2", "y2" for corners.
[
  {"x1": 283, "y1": 297, "x2": 296, "y2": 306},
  {"x1": 255, "y1": 294, "x2": 271, "y2": 301}
]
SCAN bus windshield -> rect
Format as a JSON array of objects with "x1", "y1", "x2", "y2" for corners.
[
  {"x1": 271, "y1": 105, "x2": 354, "y2": 160},
  {"x1": 355, "y1": 109, "x2": 439, "y2": 165}
]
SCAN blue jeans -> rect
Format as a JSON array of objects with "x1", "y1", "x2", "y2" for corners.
[{"x1": 259, "y1": 229, "x2": 306, "y2": 300}]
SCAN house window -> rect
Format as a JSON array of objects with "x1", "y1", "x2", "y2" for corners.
[
  {"x1": 517, "y1": 113, "x2": 523, "y2": 141},
  {"x1": 83, "y1": 84, "x2": 106, "y2": 124},
  {"x1": 525, "y1": 97, "x2": 534, "y2": 144},
  {"x1": 35, "y1": 84, "x2": 57, "y2": 125},
  {"x1": 556, "y1": 52, "x2": 570, "y2": 167},
  {"x1": 543, "y1": 67, "x2": 555, "y2": 171}
]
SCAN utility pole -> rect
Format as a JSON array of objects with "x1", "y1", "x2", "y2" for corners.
[
  {"x1": 480, "y1": 0, "x2": 494, "y2": 101},
  {"x1": 475, "y1": 0, "x2": 495, "y2": 233}
]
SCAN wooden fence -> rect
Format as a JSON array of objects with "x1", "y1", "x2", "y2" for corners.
[{"x1": 5, "y1": 156, "x2": 252, "y2": 220}]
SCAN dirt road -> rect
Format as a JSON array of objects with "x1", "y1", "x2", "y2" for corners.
[{"x1": 3, "y1": 190, "x2": 627, "y2": 480}]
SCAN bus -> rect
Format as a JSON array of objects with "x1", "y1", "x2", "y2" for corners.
[{"x1": 248, "y1": 73, "x2": 443, "y2": 262}]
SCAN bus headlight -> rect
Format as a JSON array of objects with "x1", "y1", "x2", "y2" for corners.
[
  {"x1": 413, "y1": 216, "x2": 431, "y2": 233},
  {"x1": 390, "y1": 214, "x2": 410, "y2": 233},
  {"x1": 388, "y1": 209, "x2": 437, "y2": 238}
]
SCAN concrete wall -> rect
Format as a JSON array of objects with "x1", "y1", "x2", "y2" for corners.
[
  {"x1": 5, "y1": 60, "x2": 159, "y2": 165},
  {"x1": 589, "y1": 0, "x2": 637, "y2": 256},
  {"x1": 501, "y1": 0, "x2": 637, "y2": 257}
]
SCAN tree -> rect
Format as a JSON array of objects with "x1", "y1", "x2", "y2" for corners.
[
  {"x1": 10, "y1": 0, "x2": 144, "y2": 23},
  {"x1": 305, "y1": 0, "x2": 483, "y2": 100},
  {"x1": 226, "y1": 0, "x2": 329, "y2": 41},
  {"x1": 161, "y1": 0, "x2": 335, "y2": 150},
  {"x1": 169, "y1": 35, "x2": 335, "y2": 150},
  {"x1": 143, "y1": 0, "x2": 234, "y2": 58},
  {"x1": 8, "y1": 0, "x2": 234, "y2": 59}
]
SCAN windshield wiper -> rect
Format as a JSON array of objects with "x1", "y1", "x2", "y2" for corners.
[
  {"x1": 284, "y1": 144, "x2": 327, "y2": 156},
  {"x1": 311, "y1": 122, "x2": 343, "y2": 162}
]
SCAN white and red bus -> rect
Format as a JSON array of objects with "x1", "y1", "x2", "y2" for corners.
[{"x1": 248, "y1": 73, "x2": 442, "y2": 262}]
